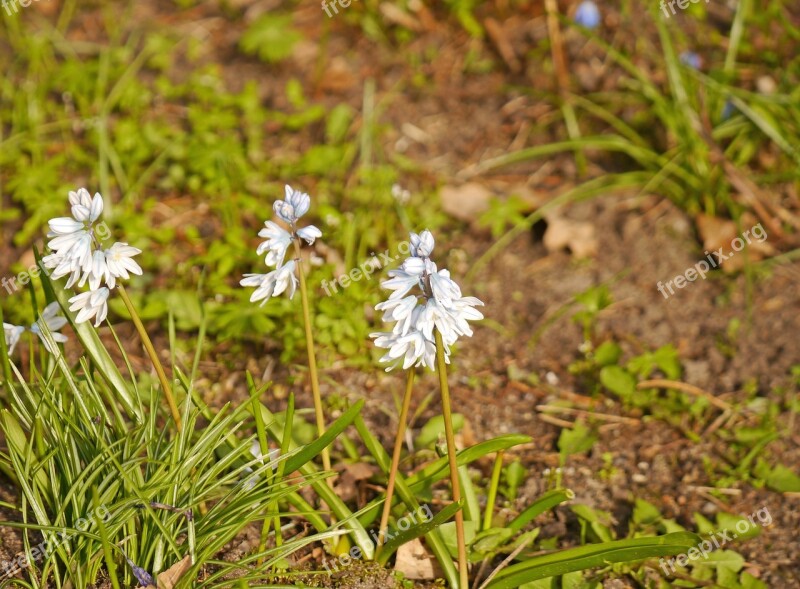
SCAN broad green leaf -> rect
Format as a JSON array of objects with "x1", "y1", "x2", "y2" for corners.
[
  {"x1": 503, "y1": 459, "x2": 527, "y2": 500},
  {"x1": 764, "y1": 464, "x2": 800, "y2": 493},
  {"x1": 439, "y1": 520, "x2": 477, "y2": 558},
  {"x1": 632, "y1": 499, "x2": 662, "y2": 526},
  {"x1": 376, "y1": 501, "x2": 463, "y2": 565},
  {"x1": 520, "y1": 579, "x2": 557, "y2": 589},
  {"x1": 594, "y1": 341, "x2": 622, "y2": 366},
  {"x1": 600, "y1": 365, "x2": 636, "y2": 399},
  {"x1": 695, "y1": 549, "x2": 744, "y2": 572},
  {"x1": 484, "y1": 532, "x2": 701, "y2": 589},
  {"x1": 693, "y1": 512, "x2": 715, "y2": 535},
  {"x1": 508, "y1": 489, "x2": 574, "y2": 534},
  {"x1": 416, "y1": 414, "x2": 465, "y2": 448},
  {"x1": 716, "y1": 512, "x2": 761, "y2": 541},
  {"x1": 406, "y1": 434, "x2": 532, "y2": 488},
  {"x1": 741, "y1": 571, "x2": 768, "y2": 589},
  {"x1": 558, "y1": 422, "x2": 597, "y2": 456}
]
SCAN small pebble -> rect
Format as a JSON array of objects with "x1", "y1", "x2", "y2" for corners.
[{"x1": 702, "y1": 501, "x2": 718, "y2": 515}]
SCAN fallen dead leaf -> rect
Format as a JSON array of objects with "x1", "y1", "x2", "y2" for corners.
[
  {"x1": 394, "y1": 538, "x2": 441, "y2": 580},
  {"x1": 145, "y1": 555, "x2": 193, "y2": 589},
  {"x1": 696, "y1": 213, "x2": 773, "y2": 271},
  {"x1": 543, "y1": 216, "x2": 597, "y2": 258},
  {"x1": 440, "y1": 183, "x2": 494, "y2": 222},
  {"x1": 334, "y1": 462, "x2": 377, "y2": 502},
  {"x1": 380, "y1": 3, "x2": 422, "y2": 31}
]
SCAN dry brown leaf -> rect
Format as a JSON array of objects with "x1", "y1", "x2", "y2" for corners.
[
  {"x1": 334, "y1": 462, "x2": 377, "y2": 502},
  {"x1": 696, "y1": 213, "x2": 773, "y2": 271},
  {"x1": 144, "y1": 555, "x2": 193, "y2": 589},
  {"x1": 440, "y1": 183, "x2": 494, "y2": 222},
  {"x1": 380, "y1": 3, "x2": 422, "y2": 31},
  {"x1": 394, "y1": 538, "x2": 441, "y2": 580},
  {"x1": 543, "y1": 216, "x2": 597, "y2": 258}
]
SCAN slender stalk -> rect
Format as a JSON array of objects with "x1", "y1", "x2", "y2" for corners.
[
  {"x1": 118, "y1": 285, "x2": 181, "y2": 430},
  {"x1": 375, "y1": 368, "x2": 416, "y2": 558},
  {"x1": 482, "y1": 450, "x2": 504, "y2": 531},
  {"x1": 434, "y1": 328, "x2": 468, "y2": 589},
  {"x1": 292, "y1": 240, "x2": 331, "y2": 477}
]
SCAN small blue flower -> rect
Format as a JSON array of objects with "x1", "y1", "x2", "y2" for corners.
[
  {"x1": 721, "y1": 100, "x2": 736, "y2": 120},
  {"x1": 679, "y1": 51, "x2": 702, "y2": 70},
  {"x1": 574, "y1": 1, "x2": 601, "y2": 29}
]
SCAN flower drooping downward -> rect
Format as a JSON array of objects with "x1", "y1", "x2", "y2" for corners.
[
  {"x1": 4, "y1": 302, "x2": 68, "y2": 356},
  {"x1": 241, "y1": 185, "x2": 322, "y2": 306},
  {"x1": 574, "y1": 0, "x2": 600, "y2": 28},
  {"x1": 370, "y1": 230, "x2": 484, "y2": 371},
  {"x1": 43, "y1": 188, "x2": 143, "y2": 326}
]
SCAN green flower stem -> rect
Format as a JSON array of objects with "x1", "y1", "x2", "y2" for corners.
[
  {"x1": 483, "y1": 450, "x2": 504, "y2": 531},
  {"x1": 293, "y1": 241, "x2": 331, "y2": 477},
  {"x1": 375, "y1": 368, "x2": 416, "y2": 558},
  {"x1": 118, "y1": 285, "x2": 181, "y2": 431},
  {"x1": 434, "y1": 328, "x2": 468, "y2": 589}
]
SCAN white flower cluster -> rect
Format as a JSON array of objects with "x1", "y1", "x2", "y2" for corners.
[
  {"x1": 370, "y1": 230, "x2": 484, "y2": 371},
  {"x1": 241, "y1": 185, "x2": 322, "y2": 306},
  {"x1": 43, "y1": 189, "x2": 143, "y2": 326},
  {"x1": 3, "y1": 302, "x2": 68, "y2": 355}
]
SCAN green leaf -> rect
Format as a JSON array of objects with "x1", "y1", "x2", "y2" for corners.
[
  {"x1": 325, "y1": 104, "x2": 355, "y2": 145},
  {"x1": 508, "y1": 489, "x2": 574, "y2": 534},
  {"x1": 376, "y1": 501, "x2": 463, "y2": 565},
  {"x1": 571, "y1": 504, "x2": 614, "y2": 543},
  {"x1": 470, "y1": 527, "x2": 515, "y2": 555},
  {"x1": 632, "y1": 499, "x2": 662, "y2": 526},
  {"x1": 484, "y1": 532, "x2": 701, "y2": 589},
  {"x1": 693, "y1": 512, "x2": 716, "y2": 535},
  {"x1": 741, "y1": 571, "x2": 768, "y2": 589},
  {"x1": 599, "y1": 365, "x2": 636, "y2": 399},
  {"x1": 716, "y1": 512, "x2": 761, "y2": 541},
  {"x1": 439, "y1": 520, "x2": 478, "y2": 558},
  {"x1": 653, "y1": 345, "x2": 682, "y2": 379},
  {"x1": 239, "y1": 14, "x2": 302, "y2": 64},
  {"x1": 558, "y1": 422, "x2": 597, "y2": 457},
  {"x1": 520, "y1": 579, "x2": 557, "y2": 589},
  {"x1": 593, "y1": 341, "x2": 622, "y2": 366},
  {"x1": 282, "y1": 401, "x2": 363, "y2": 474},
  {"x1": 416, "y1": 414, "x2": 465, "y2": 448},
  {"x1": 503, "y1": 459, "x2": 527, "y2": 500},
  {"x1": 253, "y1": 399, "x2": 375, "y2": 559},
  {"x1": 695, "y1": 549, "x2": 744, "y2": 572},
  {"x1": 407, "y1": 435, "x2": 532, "y2": 489},
  {"x1": 763, "y1": 464, "x2": 800, "y2": 493}
]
